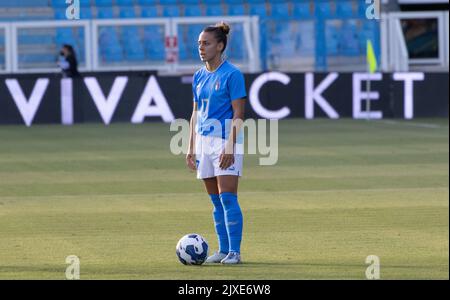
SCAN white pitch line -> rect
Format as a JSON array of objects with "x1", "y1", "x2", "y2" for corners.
[{"x1": 378, "y1": 120, "x2": 447, "y2": 129}]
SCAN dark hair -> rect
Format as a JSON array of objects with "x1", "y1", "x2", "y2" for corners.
[
  {"x1": 63, "y1": 44, "x2": 76, "y2": 59},
  {"x1": 203, "y1": 22, "x2": 230, "y2": 53}
]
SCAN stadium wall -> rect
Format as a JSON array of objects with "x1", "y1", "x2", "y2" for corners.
[{"x1": 0, "y1": 71, "x2": 448, "y2": 126}]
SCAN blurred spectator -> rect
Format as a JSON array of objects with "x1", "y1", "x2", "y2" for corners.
[{"x1": 58, "y1": 44, "x2": 80, "y2": 78}]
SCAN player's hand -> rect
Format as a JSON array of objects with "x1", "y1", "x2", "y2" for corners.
[
  {"x1": 220, "y1": 142, "x2": 235, "y2": 170},
  {"x1": 186, "y1": 153, "x2": 197, "y2": 171},
  {"x1": 219, "y1": 153, "x2": 234, "y2": 170},
  {"x1": 219, "y1": 147, "x2": 235, "y2": 170}
]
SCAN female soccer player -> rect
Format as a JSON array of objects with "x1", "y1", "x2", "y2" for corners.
[{"x1": 186, "y1": 22, "x2": 246, "y2": 264}]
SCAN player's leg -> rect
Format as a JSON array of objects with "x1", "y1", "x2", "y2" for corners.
[
  {"x1": 203, "y1": 177, "x2": 229, "y2": 263},
  {"x1": 203, "y1": 177, "x2": 219, "y2": 194},
  {"x1": 217, "y1": 175, "x2": 238, "y2": 194},
  {"x1": 217, "y1": 175, "x2": 243, "y2": 264},
  {"x1": 197, "y1": 136, "x2": 228, "y2": 263}
]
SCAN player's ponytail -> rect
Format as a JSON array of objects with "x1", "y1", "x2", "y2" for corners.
[{"x1": 203, "y1": 21, "x2": 230, "y2": 53}]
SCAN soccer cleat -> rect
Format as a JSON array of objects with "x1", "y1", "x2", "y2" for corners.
[
  {"x1": 205, "y1": 251, "x2": 228, "y2": 263},
  {"x1": 220, "y1": 251, "x2": 241, "y2": 264}
]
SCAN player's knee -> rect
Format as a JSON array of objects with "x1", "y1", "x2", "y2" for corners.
[
  {"x1": 218, "y1": 180, "x2": 238, "y2": 194},
  {"x1": 219, "y1": 187, "x2": 236, "y2": 194}
]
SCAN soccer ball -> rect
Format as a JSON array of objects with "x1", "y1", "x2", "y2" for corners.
[{"x1": 176, "y1": 233, "x2": 209, "y2": 265}]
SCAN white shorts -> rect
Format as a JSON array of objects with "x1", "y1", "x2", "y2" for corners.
[{"x1": 195, "y1": 134, "x2": 243, "y2": 179}]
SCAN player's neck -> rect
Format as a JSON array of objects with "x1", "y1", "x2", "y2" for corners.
[{"x1": 205, "y1": 56, "x2": 224, "y2": 72}]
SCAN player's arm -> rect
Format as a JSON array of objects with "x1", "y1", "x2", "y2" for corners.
[
  {"x1": 220, "y1": 99, "x2": 245, "y2": 169},
  {"x1": 186, "y1": 102, "x2": 198, "y2": 171},
  {"x1": 228, "y1": 98, "x2": 245, "y2": 147}
]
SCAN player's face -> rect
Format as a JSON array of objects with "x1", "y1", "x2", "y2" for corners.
[{"x1": 198, "y1": 31, "x2": 223, "y2": 62}]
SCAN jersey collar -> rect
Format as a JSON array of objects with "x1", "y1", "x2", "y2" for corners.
[{"x1": 204, "y1": 59, "x2": 226, "y2": 74}]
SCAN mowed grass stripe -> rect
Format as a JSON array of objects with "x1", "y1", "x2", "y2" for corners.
[
  {"x1": 0, "y1": 152, "x2": 447, "y2": 173},
  {"x1": 0, "y1": 187, "x2": 447, "y2": 214},
  {"x1": 0, "y1": 174, "x2": 447, "y2": 197},
  {"x1": 0, "y1": 163, "x2": 448, "y2": 185},
  {"x1": 0, "y1": 140, "x2": 448, "y2": 162}
]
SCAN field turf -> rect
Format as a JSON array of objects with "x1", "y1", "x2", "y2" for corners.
[{"x1": 0, "y1": 119, "x2": 448, "y2": 279}]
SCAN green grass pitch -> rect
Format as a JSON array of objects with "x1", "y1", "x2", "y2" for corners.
[{"x1": 0, "y1": 119, "x2": 448, "y2": 279}]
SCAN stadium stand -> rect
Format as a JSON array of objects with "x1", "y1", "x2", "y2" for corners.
[{"x1": 0, "y1": 0, "x2": 380, "y2": 71}]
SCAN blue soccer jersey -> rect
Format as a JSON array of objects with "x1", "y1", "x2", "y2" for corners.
[{"x1": 192, "y1": 60, "x2": 246, "y2": 141}]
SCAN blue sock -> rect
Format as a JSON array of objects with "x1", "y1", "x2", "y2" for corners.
[
  {"x1": 220, "y1": 192, "x2": 243, "y2": 254},
  {"x1": 210, "y1": 194, "x2": 229, "y2": 254}
]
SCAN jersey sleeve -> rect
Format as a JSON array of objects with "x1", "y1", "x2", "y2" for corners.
[
  {"x1": 227, "y1": 70, "x2": 247, "y2": 101},
  {"x1": 192, "y1": 72, "x2": 199, "y2": 103}
]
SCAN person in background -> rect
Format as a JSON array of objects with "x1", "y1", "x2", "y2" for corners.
[{"x1": 58, "y1": 44, "x2": 80, "y2": 78}]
